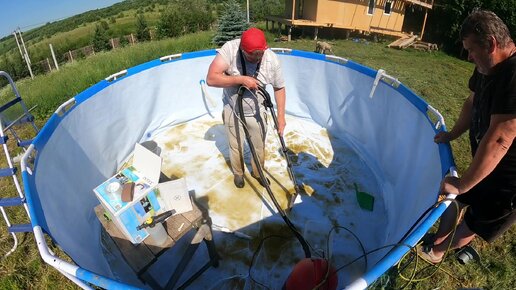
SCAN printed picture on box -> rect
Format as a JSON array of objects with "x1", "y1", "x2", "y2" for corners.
[
  {"x1": 134, "y1": 182, "x2": 149, "y2": 197},
  {"x1": 140, "y1": 196, "x2": 152, "y2": 213},
  {"x1": 114, "y1": 172, "x2": 129, "y2": 184}
]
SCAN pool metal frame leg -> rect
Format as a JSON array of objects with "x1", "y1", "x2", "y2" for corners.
[{"x1": 164, "y1": 224, "x2": 220, "y2": 290}]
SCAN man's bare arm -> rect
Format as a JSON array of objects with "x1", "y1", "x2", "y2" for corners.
[
  {"x1": 273, "y1": 87, "x2": 286, "y2": 135},
  {"x1": 441, "y1": 114, "x2": 516, "y2": 195},
  {"x1": 435, "y1": 92, "x2": 474, "y2": 143},
  {"x1": 206, "y1": 54, "x2": 260, "y2": 89}
]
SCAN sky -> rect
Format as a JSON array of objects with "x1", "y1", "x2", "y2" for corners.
[{"x1": 0, "y1": 0, "x2": 125, "y2": 38}]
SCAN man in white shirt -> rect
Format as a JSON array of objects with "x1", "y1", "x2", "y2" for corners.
[{"x1": 206, "y1": 28, "x2": 286, "y2": 188}]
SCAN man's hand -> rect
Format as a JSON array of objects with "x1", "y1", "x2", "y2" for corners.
[
  {"x1": 242, "y1": 76, "x2": 261, "y2": 90},
  {"x1": 439, "y1": 176, "x2": 462, "y2": 196},
  {"x1": 277, "y1": 116, "x2": 286, "y2": 136},
  {"x1": 434, "y1": 131, "x2": 454, "y2": 143}
]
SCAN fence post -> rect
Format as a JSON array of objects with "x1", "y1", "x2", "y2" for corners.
[
  {"x1": 68, "y1": 51, "x2": 74, "y2": 62},
  {"x1": 13, "y1": 29, "x2": 34, "y2": 79},
  {"x1": 130, "y1": 33, "x2": 135, "y2": 45},
  {"x1": 49, "y1": 43, "x2": 59, "y2": 71}
]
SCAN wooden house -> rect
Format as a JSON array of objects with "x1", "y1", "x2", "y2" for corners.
[{"x1": 266, "y1": 0, "x2": 434, "y2": 40}]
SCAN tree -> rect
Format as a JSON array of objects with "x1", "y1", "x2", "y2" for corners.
[
  {"x1": 250, "y1": 0, "x2": 284, "y2": 22},
  {"x1": 212, "y1": 0, "x2": 249, "y2": 46},
  {"x1": 99, "y1": 20, "x2": 110, "y2": 31},
  {"x1": 92, "y1": 24, "x2": 110, "y2": 52},
  {"x1": 182, "y1": 0, "x2": 214, "y2": 34},
  {"x1": 136, "y1": 13, "x2": 151, "y2": 41},
  {"x1": 425, "y1": 0, "x2": 516, "y2": 55},
  {"x1": 0, "y1": 55, "x2": 18, "y2": 86},
  {"x1": 156, "y1": 0, "x2": 214, "y2": 39},
  {"x1": 156, "y1": 6, "x2": 184, "y2": 38}
]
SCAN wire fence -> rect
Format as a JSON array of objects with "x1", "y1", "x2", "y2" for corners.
[{"x1": 35, "y1": 33, "x2": 145, "y2": 74}]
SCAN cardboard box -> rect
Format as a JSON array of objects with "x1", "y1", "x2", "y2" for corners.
[{"x1": 94, "y1": 144, "x2": 163, "y2": 244}]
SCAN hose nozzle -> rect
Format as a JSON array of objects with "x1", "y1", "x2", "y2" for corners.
[{"x1": 136, "y1": 210, "x2": 174, "y2": 230}]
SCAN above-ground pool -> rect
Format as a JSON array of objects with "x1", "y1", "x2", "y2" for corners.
[{"x1": 21, "y1": 48, "x2": 455, "y2": 289}]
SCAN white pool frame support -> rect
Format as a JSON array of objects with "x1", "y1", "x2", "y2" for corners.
[
  {"x1": 343, "y1": 102, "x2": 457, "y2": 290},
  {"x1": 21, "y1": 144, "x2": 141, "y2": 290},
  {"x1": 369, "y1": 69, "x2": 401, "y2": 99},
  {"x1": 20, "y1": 49, "x2": 458, "y2": 290}
]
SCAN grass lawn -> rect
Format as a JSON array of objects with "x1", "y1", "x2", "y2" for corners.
[{"x1": 0, "y1": 29, "x2": 514, "y2": 290}]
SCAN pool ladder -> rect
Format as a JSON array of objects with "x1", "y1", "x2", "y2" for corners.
[{"x1": 0, "y1": 71, "x2": 39, "y2": 258}]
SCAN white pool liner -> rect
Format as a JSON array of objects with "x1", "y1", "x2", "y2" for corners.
[{"x1": 21, "y1": 49, "x2": 453, "y2": 289}]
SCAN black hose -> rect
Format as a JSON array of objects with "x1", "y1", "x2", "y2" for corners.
[
  {"x1": 236, "y1": 86, "x2": 311, "y2": 258},
  {"x1": 257, "y1": 86, "x2": 302, "y2": 195}
]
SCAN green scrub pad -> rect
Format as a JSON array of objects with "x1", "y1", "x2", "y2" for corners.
[{"x1": 354, "y1": 183, "x2": 374, "y2": 211}]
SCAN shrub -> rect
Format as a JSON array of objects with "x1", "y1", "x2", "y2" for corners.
[
  {"x1": 99, "y1": 20, "x2": 109, "y2": 31},
  {"x1": 92, "y1": 24, "x2": 110, "y2": 52}
]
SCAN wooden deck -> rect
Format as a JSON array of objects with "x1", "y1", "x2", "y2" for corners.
[
  {"x1": 404, "y1": 0, "x2": 434, "y2": 9},
  {"x1": 265, "y1": 16, "x2": 408, "y2": 38}
]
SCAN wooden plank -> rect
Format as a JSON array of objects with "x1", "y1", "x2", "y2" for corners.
[
  {"x1": 388, "y1": 35, "x2": 417, "y2": 49},
  {"x1": 404, "y1": 0, "x2": 433, "y2": 9},
  {"x1": 410, "y1": 41, "x2": 438, "y2": 51},
  {"x1": 181, "y1": 200, "x2": 204, "y2": 226},
  {"x1": 399, "y1": 36, "x2": 417, "y2": 48},
  {"x1": 388, "y1": 37, "x2": 409, "y2": 48},
  {"x1": 94, "y1": 205, "x2": 155, "y2": 273},
  {"x1": 164, "y1": 214, "x2": 193, "y2": 241}
]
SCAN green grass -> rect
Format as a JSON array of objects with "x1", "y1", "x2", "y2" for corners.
[
  {"x1": 1, "y1": 31, "x2": 216, "y2": 118},
  {"x1": 1, "y1": 29, "x2": 515, "y2": 290},
  {"x1": 24, "y1": 9, "x2": 164, "y2": 62},
  {"x1": 0, "y1": 6, "x2": 166, "y2": 78}
]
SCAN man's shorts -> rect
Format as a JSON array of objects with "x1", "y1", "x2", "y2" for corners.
[{"x1": 457, "y1": 179, "x2": 516, "y2": 243}]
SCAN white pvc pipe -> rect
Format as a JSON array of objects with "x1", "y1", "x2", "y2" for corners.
[
  {"x1": 343, "y1": 277, "x2": 367, "y2": 290},
  {"x1": 33, "y1": 226, "x2": 81, "y2": 275},
  {"x1": 57, "y1": 268, "x2": 93, "y2": 290}
]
